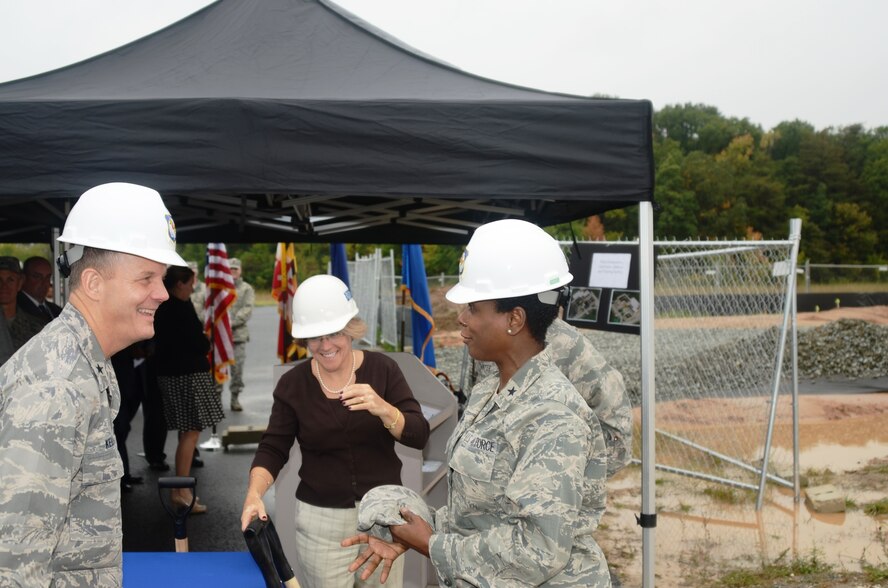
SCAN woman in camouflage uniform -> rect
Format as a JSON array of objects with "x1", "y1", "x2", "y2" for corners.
[{"x1": 344, "y1": 219, "x2": 611, "y2": 587}]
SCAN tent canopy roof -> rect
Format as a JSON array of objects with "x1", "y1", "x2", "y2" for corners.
[{"x1": 0, "y1": 0, "x2": 653, "y2": 244}]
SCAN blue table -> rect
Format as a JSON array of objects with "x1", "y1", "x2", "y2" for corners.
[{"x1": 123, "y1": 552, "x2": 265, "y2": 587}]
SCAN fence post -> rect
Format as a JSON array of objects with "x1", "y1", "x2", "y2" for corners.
[{"x1": 804, "y1": 259, "x2": 810, "y2": 293}]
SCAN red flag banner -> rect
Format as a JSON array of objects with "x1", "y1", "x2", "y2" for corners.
[
  {"x1": 272, "y1": 242, "x2": 305, "y2": 363},
  {"x1": 204, "y1": 243, "x2": 237, "y2": 384}
]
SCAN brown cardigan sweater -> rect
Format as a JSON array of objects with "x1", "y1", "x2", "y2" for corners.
[{"x1": 251, "y1": 351, "x2": 430, "y2": 508}]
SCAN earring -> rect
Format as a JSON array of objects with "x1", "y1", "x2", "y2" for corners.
[{"x1": 507, "y1": 329, "x2": 512, "y2": 334}]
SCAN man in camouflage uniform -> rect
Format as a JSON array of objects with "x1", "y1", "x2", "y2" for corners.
[
  {"x1": 0, "y1": 182, "x2": 187, "y2": 587},
  {"x1": 219, "y1": 257, "x2": 254, "y2": 411},
  {"x1": 187, "y1": 260, "x2": 207, "y2": 320},
  {"x1": 475, "y1": 316, "x2": 632, "y2": 478}
]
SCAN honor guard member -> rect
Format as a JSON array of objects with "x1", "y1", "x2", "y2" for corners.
[
  {"x1": 345, "y1": 219, "x2": 612, "y2": 587},
  {"x1": 220, "y1": 257, "x2": 255, "y2": 411},
  {"x1": 0, "y1": 182, "x2": 187, "y2": 587}
]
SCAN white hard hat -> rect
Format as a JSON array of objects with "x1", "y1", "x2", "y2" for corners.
[
  {"x1": 291, "y1": 275, "x2": 359, "y2": 339},
  {"x1": 445, "y1": 219, "x2": 573, "y2": 304},
  {"x1": 58, "y1": 182, "x2": 187, "y2": 267}
]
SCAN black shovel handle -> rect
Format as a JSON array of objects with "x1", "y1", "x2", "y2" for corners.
[
  {"x1": 157, "y1": 476, "x2": 196, "y2": 490},
  {"x1": 158, "y1": 476, "x2": 196, "y2": 542},
  {"x1": 244, "y1": 518, "x2": 283, "y2": 588},
  {"x1": 244, "y1": 516, "x2": 299, "y2": 587}
]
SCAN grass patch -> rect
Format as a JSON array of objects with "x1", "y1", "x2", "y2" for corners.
[
  {"x1": 717, "y1": 552, "x2": 832, "y2": 587},
  {"x1": 861, "y1": 463, "x2": 888, "y2": 476},
  {"x1": 864, "y1": 562, "x2": 888, "y2": 582},
  {"x1": 864, "y1": 498, "x2": 888, "y2": 516},
  {"x1": 804, "y1": 466, "x2": 836, "y2": 484},
  {"x1": 702, "y1": 486, "x2": 754, "y2": 505}
]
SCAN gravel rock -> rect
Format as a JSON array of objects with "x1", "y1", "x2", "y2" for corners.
[{"x1": 434, "y1": 319, "x2": 888, "y2": 405}]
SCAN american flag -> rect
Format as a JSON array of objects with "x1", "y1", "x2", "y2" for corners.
[
  {"x1": 204, "y1": 243, "x2": 237, "y2": 384},
  {"x1": 272, "y1": 242, "x2": 305, "y2": 363}
]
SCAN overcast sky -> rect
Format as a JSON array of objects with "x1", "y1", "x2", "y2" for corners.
[{"x1": 1, "y1": 0, "x2": 885, "y2": 132}]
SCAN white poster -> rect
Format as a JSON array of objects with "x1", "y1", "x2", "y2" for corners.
[{"x1": 588, "y1": 253, "x2": 631, "y2": 289}]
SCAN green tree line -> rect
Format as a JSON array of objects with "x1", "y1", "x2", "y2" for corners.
[{"x1": 594, "y1": 103, "x2": 887, "y2": 267}]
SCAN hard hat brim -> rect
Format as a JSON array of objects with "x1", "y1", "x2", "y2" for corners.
[
  {"x1": 445, "y1": 273, "x2": 573, "y2": 305},
  {"x1": 57, "y1": 237, "x2": 188, "y2": 267},
  {"x1": 291, "y1": 309, "x2": 358, "y2": 339}
]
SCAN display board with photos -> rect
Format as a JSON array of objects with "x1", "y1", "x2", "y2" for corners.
[{"x1": 565, "y1": 242, "x2": 640, "y2": 335}]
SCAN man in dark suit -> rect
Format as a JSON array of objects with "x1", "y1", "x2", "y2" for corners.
[{"x1": 17, "y1": 256, "x2": 62, "y2": 324}]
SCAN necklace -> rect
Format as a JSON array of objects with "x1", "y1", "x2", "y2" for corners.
[{"x1": 315, "y1": 351, "x2": 356, "y2": 395}]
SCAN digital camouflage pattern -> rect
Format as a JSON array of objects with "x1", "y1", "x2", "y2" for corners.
[
  {"x1": 356, "y1": 485, "x2": 433, "y2": 542},
  {"x1": 229, "y1": 277, "x2": 255, "y2": 344},
  {"x1": 429, "y1": 349, "x2": 611, "y2": 587},
  {"x1": 0, "y1": 305, "x2": 123, "y2": 587},
  {"x1": 476, "y1": 317, "x2": 632, "y2": 478}
]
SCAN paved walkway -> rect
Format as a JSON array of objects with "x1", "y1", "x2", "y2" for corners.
[{"x1": 122, "y1": 306, "x2": 280, "y2": 553}]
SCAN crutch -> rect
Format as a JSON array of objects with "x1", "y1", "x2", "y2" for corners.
[
  {"x1": 158, "y1": 476, "x2": 197, "y2": 553},
  {"x1": 243, "y1": 516, "x2": 300, "y2": 588}
]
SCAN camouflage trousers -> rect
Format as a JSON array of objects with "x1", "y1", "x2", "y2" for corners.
[{"x1": 216, "y1": 342, "x2": 247, "y2": 401}]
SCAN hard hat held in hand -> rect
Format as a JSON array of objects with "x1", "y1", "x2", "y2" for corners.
[
  {"x1": 446, "y1": 219, "x2": 573, "y2": 304},
  {"x1": 58, "y1": 182, "x2": 187, "y2": 266},
  {"x1": 291, "y1": 275, "x2": 359, "y2": 339}
]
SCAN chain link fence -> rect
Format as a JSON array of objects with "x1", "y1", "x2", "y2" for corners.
[
  {"x1": 348, "y1": 248, "x2": 398, "y2": 347},
  {"x1": 649, "y1": 240, "x2": 797, "y2": 493}
]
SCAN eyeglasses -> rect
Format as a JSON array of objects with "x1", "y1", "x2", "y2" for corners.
[{"x1": 305, "y1": 331, "x2": 347, "y2": 346}]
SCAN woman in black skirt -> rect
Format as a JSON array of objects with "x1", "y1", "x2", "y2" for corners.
[{"x1": 154, "y1": 265, "x2": 224, "y2": 513}]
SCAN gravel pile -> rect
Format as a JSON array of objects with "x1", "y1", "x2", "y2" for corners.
[{"x1": 434, "y1": 319, "x2": 888, "y2": 404}]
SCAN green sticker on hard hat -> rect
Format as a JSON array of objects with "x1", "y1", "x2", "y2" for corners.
[
  {"x1": 549, "y1": 277, "x2": 559, "y2": 284},
  {"x1": 165, "y1": 214, "x2": 177, "y2": 243}
]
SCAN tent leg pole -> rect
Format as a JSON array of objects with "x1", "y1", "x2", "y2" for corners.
[{"x1": 639, "y1": 202, "x2": 657, "y2": 587}]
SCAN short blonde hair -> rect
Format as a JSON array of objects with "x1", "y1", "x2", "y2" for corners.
[
  {"x1": 341, "y1": 317, "x2": 368, "y2": 341},
  {"x1": 298, "y1": 317, "x2": 367, "y2": 346}
]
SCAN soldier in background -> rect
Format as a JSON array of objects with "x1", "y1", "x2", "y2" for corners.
[
  {"x1": 187, "y1": 260, "x2": 207, "y2": 320},
  {"x1": 0, "y1": 182, "x2": 187, "y2": 586},
  {"x1": 0, "y1": 255, "x2": 47, "y2": 351},
  {"x1": 219, "y1": 257, "x2": 254, "y2": 411}
]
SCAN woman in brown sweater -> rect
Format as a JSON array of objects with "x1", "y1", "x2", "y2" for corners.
[{"x1": 240, "y1": 274, "x2": 429, "y2": 588}]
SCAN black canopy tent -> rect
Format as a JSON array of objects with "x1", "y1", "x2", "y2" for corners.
[
  {"x1": 0, "y1": 0, "x2": 653, "y2": 244},
  {"x1": 0, "y1": 2, "x2": 661, "y2": 582}
]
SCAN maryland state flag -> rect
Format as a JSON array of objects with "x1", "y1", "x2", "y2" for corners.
[
  {"x1": 204, "y1": 243, "x2": 237, "y2": 384},
  {"x1": 272, "y1": 243, "x2": 306, "y2": 363}
]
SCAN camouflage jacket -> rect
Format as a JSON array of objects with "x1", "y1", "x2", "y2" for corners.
[
  {"x1": 429, "y1": 349, "x2": 611, "y2": 587},
  {"x1": 0, "y1": 304, "x2": 123, "y2": 587},
  {"x1": 229, "y1": 278, "x2": 255, "y2": 343},
  {"x1": 476, "y1": 318, "x2": 632, "y2": 478}
]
